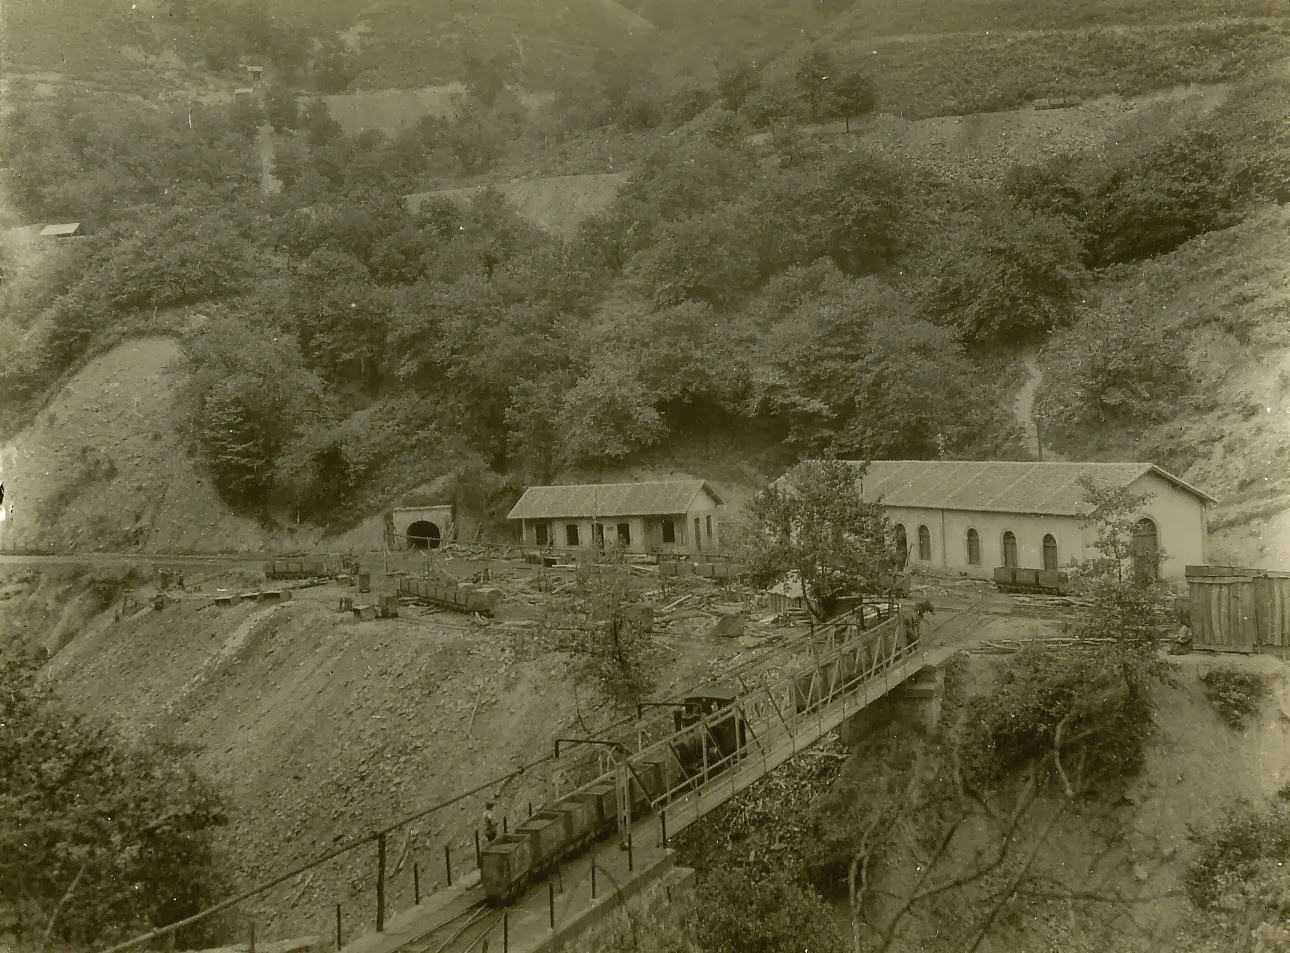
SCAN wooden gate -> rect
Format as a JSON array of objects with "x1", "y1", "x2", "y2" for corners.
[{"x1": 1187, "y1": 566, "x2": 1290, "y2": 655}]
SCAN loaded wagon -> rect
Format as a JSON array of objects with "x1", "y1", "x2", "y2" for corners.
[{"x1": 993, "y1": 566, "x2": 1073, "y2": 595}]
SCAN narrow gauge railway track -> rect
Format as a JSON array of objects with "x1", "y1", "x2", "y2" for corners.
[{"x1": 398, "y1": 902, "x2": 502, "y2": 953}]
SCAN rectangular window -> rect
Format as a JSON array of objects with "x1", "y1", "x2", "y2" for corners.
[
  {"x1": 705, "y1": 516, "x2": 712, "y2": 540},
  {"x1": 661, "y1": 519, "x2": 676, "y2": 544},
  {"x1": 535, "y1": 523, "x2": 549, "y2": 547},
  {"x1": 617, "y1": 522, "x2": 631, "y2": 547},
  {"x1": 566, "y1": 524, "x2": 580, "y2": 547}
]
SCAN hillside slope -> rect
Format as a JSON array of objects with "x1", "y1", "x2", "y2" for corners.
[
  {"x1": 21, "y1": 558, "x2": 837, "y2": 940},
  {"x1": 1036, "y1": 204, "x2": 1290, "y2": 567},
  {"x1": 0, "y1": 337, "x2": 311, "y2": 554}
]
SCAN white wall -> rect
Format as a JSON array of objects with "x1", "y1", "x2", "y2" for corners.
[
  {"x1": 686, "y1": 494, "x2": 723, "y2": 553},
  {"x1": 887, "y1": 507, "x2": 1081, "y2": 578},
  {"x1": 520, "y1": 498, "x2": 724, "y2": 555},
  {"x1": 1126, "y1": 471, "x2": 1208, "y2": 579},
  {"x1": 883, "y1": 473, "x2": 1208, "y2": 581}
]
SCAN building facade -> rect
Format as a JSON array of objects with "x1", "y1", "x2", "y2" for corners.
[
  {"x1": 777, "y1": 461, "x2": 1216, "y2": 582},
  {"x1": 507, "y1": 481, "x2": 724, "y2": 555}
]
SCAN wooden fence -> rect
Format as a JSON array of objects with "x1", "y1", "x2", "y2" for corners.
[{"x1": 1186, "y1": 565, "x2": 1290, "y2": 655}]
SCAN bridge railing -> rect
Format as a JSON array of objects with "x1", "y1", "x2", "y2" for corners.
[{"x1": 556, "y1": 611, "x2": 922, "y2": 835}]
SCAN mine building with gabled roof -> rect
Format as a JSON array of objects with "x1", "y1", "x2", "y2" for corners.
[
  {"x1": 774, "y1": 460, "x2": 1217, "y2": 581},
  {"x1": 507, "y1": 480, "x2": 724, "y2": 554}
]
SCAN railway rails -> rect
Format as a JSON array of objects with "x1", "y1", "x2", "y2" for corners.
[{"x1": 401, "y1": 903, "x2": 502, "y2": 953}]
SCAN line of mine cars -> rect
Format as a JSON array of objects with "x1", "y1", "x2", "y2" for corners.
[
  {"x1": 480, "y1": 601, "x2": 907, "y2": 904},
  {"x1": 480, "y1": 687, "x2": 747, "y2": 905},
  {"x1": 397, "y1": 573, "x2": 503, "y2": 616}
]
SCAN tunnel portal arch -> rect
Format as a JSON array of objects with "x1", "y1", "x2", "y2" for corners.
[{"x1": 407, "y1": 520, "x2": 442, "y2": 549}]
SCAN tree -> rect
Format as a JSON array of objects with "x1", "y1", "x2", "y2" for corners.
[
  {"x1": 689, "y1": 869, "x2": 847, "y2": 953},
  {"x1": 795, "y1": 43, "x2": 835, "y2": 121},
  {"x1": 527, "y1": 566, "x2": 658, "y2": 713},
  {"x1": 810, "y1": 150, "x2": 912, "y2": 276},
  {"x1": 1082, "y1": 128, "x2": 1238, "y2": 268},
  {"x1": 1073, "y1": 477, "x2": 1176, "y2": 637},
  {"x1": 443, "y1": 99, "x2": 508, "y2": 175},
  {"x1": 830, "y1": 70, "x2": 877, "y2": 132},
  {"x1": 0, "y1": 639, "x2": 230, "y2": 947},
  {"x1": 232, "y1": 0, "x2": 276, "y2": 53},
  {"x1": 1035, "y1": 301, "x2": 1191, "y2": 445},
  {"x1": 312, "y1": 38, "x2": 359, "y2": 94},
  {"x1": 631, "y1": 202, "x2": 767, "y2": 309},
  {"x1": 504, "y1": 377, "x2": 571, "y2": 485},
  {"x1": 300, "y1": 98, "x2": 343, "y2": 146},
  {"x1": 204, "y1": 36, "x2": 240, "y2": 73},
  {"x1": 228, "y1": 95, "x2": 263, "y2": 139},
  {"x1": 461, "y1": 46, "x2": 515, "y2": 107},
  {"x1": 272, "y1": 133, "x2": 309, "y2": 189},
  {"x1": 1068, "y1": 477, "x2": 1177, "y2": 720},
  {"x1": 915, "y1": 202, "x2": 1088, "y2": 343},
  {"x1": 264, "y1": 84, "x2": 299, "y2": 132},
  {"x1": 741, "y1": 459, "x2": 895, "y2": 619},
  {"x1": 1185, "y1": 797, "x2": 1290, "y2": 952},
  {"x1": 557, "y1": 362, "x2": 665, "y2": 465},
  {"x1": 179, "y1": 318, "x2": 328, "y2": 509},
  {"x1": 717, "y1": 57, "x2": 760, "y2": 111}
]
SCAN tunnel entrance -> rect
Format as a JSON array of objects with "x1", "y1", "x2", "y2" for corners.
[{"x1": 407, "y1": 520, "x2": 441, "y2": 549}]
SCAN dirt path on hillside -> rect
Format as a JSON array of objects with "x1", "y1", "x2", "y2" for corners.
[
  {"x1": 258, "y1": 124, "x2": 280, "y2": 196},
  {"x1": 863, "y1": 15, "x2": 1290, "y2": 46}
]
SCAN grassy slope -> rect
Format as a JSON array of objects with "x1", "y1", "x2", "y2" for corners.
[
  {"x1": 1039, "y1": 204, "x2": 1290, "y2": 567},
  {"x1": 0, "y1": 337, "x2": 312, "y2": 554},
  {"x1": 407, "y1": 173, "x2": 628, "y2": 240}
]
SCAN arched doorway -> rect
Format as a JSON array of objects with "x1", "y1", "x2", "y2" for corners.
[
  {"x1": 894, "y1": 524, "x2": 908, "y2": 566},
  {"x1": 1132, "y1": 518, "x2": 1159, "y2": 582},
  {"x1": 1002, "y1": 531, "x2": 1018, "y2": 568},
  {"x1": 966, "y1": 528, "x2": 981, "y2": 565},
  {"x1": 917, "y1": 525, "x2": 932, "y2": 561},
  {"x1": 1043, "y1": 534, "x2": 1058, "y2": 571},
  {"x1": 407, "y1": 520, "x2": 441, "y2": 549}
]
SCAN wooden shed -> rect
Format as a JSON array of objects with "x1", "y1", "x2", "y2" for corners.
[{"x1": 1186, "y1": 565, "x2": 1290, "y2": 656}]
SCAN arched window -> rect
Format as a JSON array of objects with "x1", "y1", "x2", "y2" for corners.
[
  {"x1": 1002, "y1": 531, "x2": 1018, "y2": 568},
  {"x1": 1133, "y1": 518, "x2": 1160, "y2": 582},
  {"x1": 966, "y1": 528, "x2": 981, "y2": 566},
  {"x1": 917, "y1": 525, "x2": 932, "y2": 561},
  {"x1": 1043, "y1": 534, "x2": 1058, "y2": 571},
  {"x1": 894, "y1": 524, "x2": 908, "y2": 566}
]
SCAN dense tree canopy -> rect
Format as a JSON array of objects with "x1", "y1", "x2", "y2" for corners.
[
  {"x1": 0, "y1": 638, "x2": 230, "y2": 947},
  {"x1": 3, "y1": 55, "x2": 1281, "y2": 532}
]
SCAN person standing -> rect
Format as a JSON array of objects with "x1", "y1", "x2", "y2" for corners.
[{"x1": 482, "y1": 801, "x2": 499, "y2": 844}]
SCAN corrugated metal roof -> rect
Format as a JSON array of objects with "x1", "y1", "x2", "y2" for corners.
[
  {"x1": 780, "y1": 461, "x2": 1216, "y2": 516},
  {"x1": 507, "y1": 481, "x2": 723, "y2": 520}
]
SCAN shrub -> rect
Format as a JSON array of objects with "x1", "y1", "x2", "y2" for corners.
[
  {"x1": 956, "y1": 643, "x2": 1164, "y2": 791},
  {"x1": 1200, "y1": 668, "x2": 1271, "y2": 731},
  {"x1": 689, "y1": 868, "x2": 846, "y2": 953},
  {"x1": 1185, "y1": 797, "x2": 1290, "y2": 911},
  {"x1": 0, "y1": 641, "x2": 231, "y2": 947}
]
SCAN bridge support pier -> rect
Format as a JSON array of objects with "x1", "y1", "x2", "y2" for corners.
[{"x1": 840, "y1": 656, "x2": 950, "y2": 744}]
